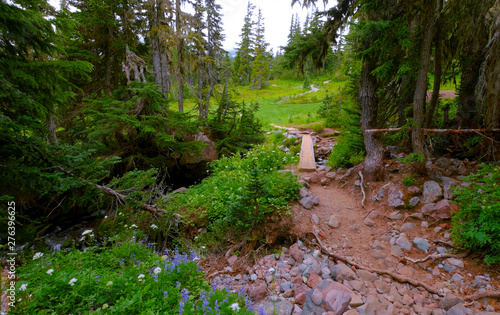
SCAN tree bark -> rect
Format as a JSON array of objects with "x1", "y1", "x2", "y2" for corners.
[
  {"x1": 457, "y1": 51, "x2": 483, "y2": 128},
  {"x1": 359, "y1": 60, "x2": 384, "y2": 181},
  {"x1": 176, "y1": 0, "x2": 184, "y2": 113},
  {"x1": 484, "y1": 29, "x2": 500, "y2": 128},
  {"x1": 150, "y1": 0, "x2": 171, "y2": 106},
  {"x1": 424, "y1": 0, "x2": 443, "y2": 128},
  {"x1": 411, "y1": 0, "x2": 436, "y2": 155}
]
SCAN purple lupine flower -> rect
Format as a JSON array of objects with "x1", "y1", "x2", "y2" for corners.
[
  {"x1": 163, "y1": 291, "x2": 168, "y2": 298},
  {"x1": 180, "y1": 288, "x2": 189, "y2": 301},
  {"x1": 259, "y1": 305, "x2": 267, "y2": 315},
  {"x1": 178, "y1": 300, "x2": 185, "y2": 315}
]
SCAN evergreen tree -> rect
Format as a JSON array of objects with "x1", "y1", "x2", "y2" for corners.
[
  {"x1": 251, "y1": 8, "x2": 270, "y2": 89},
  {"x1": 234, "y1": 1, "x2": 255, "y2": 85}
]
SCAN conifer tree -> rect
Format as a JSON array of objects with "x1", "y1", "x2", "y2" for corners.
[
  {"x1": 251, "y1": 8, "x2": 270, "y2": 89},
  {"x1": 234, "y1": 2, "x2": 255, "y2": 85}
]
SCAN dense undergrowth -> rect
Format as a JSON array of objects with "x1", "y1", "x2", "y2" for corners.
[
  {"x1": 451, "y1": 164, "x2": 500, "y2": 265},
  {"x1": 12, "y1": 232, "x2": 253, "y2": 314}
]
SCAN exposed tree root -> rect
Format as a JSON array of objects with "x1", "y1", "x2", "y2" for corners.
[
  {"x1": 465, "y1": 291, "x2": 500, "y2": 301},
  {"x1": 310, "y1": 231, "x2": 445, "y2": 296},
  {"x1": 403, "y1": 252, "x2": 467, "y2": 264},
  {"x1": 225, "y1": 240, "x2": 247, "y2": 258},
  {"x1": 358, "y1": 171, "x2": 366, "y2": 208}
]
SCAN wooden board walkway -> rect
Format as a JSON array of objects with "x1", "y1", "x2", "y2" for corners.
[{"x1": 299, "y1": 134, "x2": 316, "y2": 172}]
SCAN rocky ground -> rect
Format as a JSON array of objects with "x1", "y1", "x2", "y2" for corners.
[{"x1": 204, "y1": 130, "x2": 500, "y2": 315}]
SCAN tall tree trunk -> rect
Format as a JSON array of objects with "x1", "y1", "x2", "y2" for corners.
[
  {"x1": 176, "y1": 0, "x2": 184, "y2": 113},
  {"x1": 48, "y1": 114, "x2": 57, "y2": 144},
  {"x1": 411, "y1": 0, "x2": 436, "y2": 156},
  {"x1": 104, "y1": 44, "x2": 112, "y2": 96},
  {"x1": 424, "y1": 0, "x2": 443, "y2": 128},
  {"x1": 457, "y1": 50, "x2": 483, "y2": 128},
  {"x1": 150, "y1": 0, "x2": 170, "y2": 106},
  {"x1": 484, "y1": 23, "x2": 500, "y2": 128},
  {"x1": 197, "y1": 60, "x2": 204, "y2": 120},
  {"x1": 359, "y1": 60, "x2": 384, "y2": 181}
]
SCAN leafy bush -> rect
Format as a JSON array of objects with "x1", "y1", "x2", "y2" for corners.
[
  {"x1": 451, "y1": 164, "x2": 500, "y2": 265},
  {"x1": 163, "y1": 144, "x2": 301, "y2": 241},
  {"x1": 326, "y1": 107, "x2": 365, "y2": 169},
  {"x1": 13, "y1": 236, "x2": 253, "y2": 314},
  {"x1": 398, "y1": 152, "x2": 425, "y2": 165},
  {"x1": 402, "y1": 174, "x2": 418, "y2": 187}
]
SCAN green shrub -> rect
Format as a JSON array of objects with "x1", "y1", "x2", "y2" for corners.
[
  {"x1": 398, "y1": 152, "x2": 425, "y2": 165},
  {"x1": 451, "y1": 164, "x2": 500, "y2": 265},
  {"x1": 162, "y1": 144, "x2": 301, "y2": 242},
  {"x1": 402, "y1": 174, "x2": 418, "y2": 187},
  {"x1": 12, "y1": 237, "x2": 253, "y2": 314},
  {"x1": 311, "y1": 123, "x2": 324, "y2": 134}
]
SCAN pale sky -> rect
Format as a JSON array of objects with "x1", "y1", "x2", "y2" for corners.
[
  {"x1": 48, "y1": 0, "x2": 329, "y2": 53},
  {"x1": 218, "y1": 0, "x2": 322, "y2": 53}
]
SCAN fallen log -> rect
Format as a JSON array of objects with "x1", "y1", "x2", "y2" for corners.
[{"x1": 364, "y1": 128, "x2": 500, "y2": 134}]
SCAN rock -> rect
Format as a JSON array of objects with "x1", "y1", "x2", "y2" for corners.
[
  {"x1": 310, "y1": 196, "x2": 320, "y2": 206},
  {"x1": 388, "y1": 186, "x2": 405, "y2": 208},
  {"x1": 356, "y1": 270, "x2": 378, "y2": 282},
  {"x1": 371, "y1": 249, "x2": 387, "y2": 259},
  {"x1": 450, "y1": 273, "x2": 463, "y2": 283},
  {"x1": 433, "y1": 200, "x2": 459, "y2": 219},
  {"x1": 446, "y1": 303, "x2": 469, "y2": 315},
  {"x1": 356, "y1": 295, "x2": 388, "y2": 315},
  {"x1": 311, "y1": 289, "x2": 323, "y2": 305},
  {"x1": 407, "y1": 185, "x2": 421, "y2": 196},
  {"x1": 299, "y1": 187, "x2": 309, "y2": 198},
  {"x1": 371, "y1": 240, "x2": 386, "y2": 250},
  {"x1": 396, "y1": 234, "x2": 413, "y2": 251},
  {"x1": 391, "y1": 245, "x2": 405, "y2": 257},
  {"x1": 280, "y1": 282, "x2": 294, "y2": 292},
  {"x1": 325, "y1": 172, "x2": 337, "y2": 179},
  {"x1": 472, "y1": 276, "x2": 488, "y2": 287},
  {"x1": 327, "y1": 215, "x2": 340, "y2": 229},
  {"x1": 331, "y1": 263, "x2": 357, "y2": 282},
  {"x1": 446, "y1": 258, "x2": 464, "y2": 268},
  {"x1": 248, "y1": 280, "x2": 267, "y2": 301},
  {"x1": 374, "y1": 279, "x2": 390, "y2": 294},
  {"x1": 444, "y1": 264, "x2": 456, "y2": 273},
  {"x1": 422, "y1": 181, "x2": 443, "y2": 203},
  {"x1": 325, "y1": 290, "x2": 351, "y2": 314},
  {"x1": 409, "y1": 196, "x2": 420, "y2": 207},
  {"x1": 413, "y1": 238, "x2": 430, "y2": 252},
  {"x1": 227, "y1": 255, "x2": 238, "y2": 266},
  {"x1": 295, "y1": 292, "x2": 306, "y2": 305},
  {"x1": 364, "y1": 217, "x2": 376, "y2": 226},
  {"x1": 306, "y1": 271, "x2": 322, "y2": 288},
  {"x1": 257, "y1": 299, "x2": 294, "y2": 315},
  {"x1": 421, "y1": 203, "x2": 437, "y2": 214},
  {"x1": 388, "y1": 211, "x2": 404, "y2": 220},
  {"x1": 344, "y1": 311, "x2": 361, "y2": 315},
  {"x1": 378, "y1": 186, "x2": 387, "y2": 199},
  {"x1": 302, "y1": 290, "x2": 325, "y2": 314},
  {"x1": 320, "y1": 177, "x2": 330, "y2": 186},
  {"x1": 401, "y1": 223, "x2": 416, "y2": 231},
  {"x1": 250, "y1": 274, "x2": 258, "y2": 281},
  {"x1": 311, "y1": 214, "x2": 319, "y2": 224},
  {"x1": 300, "y1": 197, "x2": 315, "y2": 209},
  {"x1": 439, "y1": 293, "x2": 464, "y2": 310},
  {"x1": 290, "y1": 243, "x2": 305, "y2": 264}
]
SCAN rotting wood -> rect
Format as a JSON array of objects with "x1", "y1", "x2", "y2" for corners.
[
  {"x1": 358, "y1": 171, "x2": 366, "y2": 208},
  {"x1": 364, "y1": 128, "x2": 500, "y2": 133},
  {"x1": 310, "y1": 231, "x2": 445, "y2": 296}
]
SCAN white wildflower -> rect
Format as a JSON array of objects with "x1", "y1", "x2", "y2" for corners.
[
  {"x1": 130, "y1": 224, "x2": 138, "y2": 228},
  {"x1": 69, "y1": 278, "x2": 78, "y2": 286},
  {"x1": 230, "y1": 303, "x2": 240, "y2": 311},
  {"x1": 153, "y1": 267, "x2": 161, "y2": 274},
  {"x1": 150, "y1": 224, "x2": 158, "y2": 229},
  {"x1": 33, "y1": 252, "x2": 43, "y2": 260},
  {"x1": 81, "y1": 230, "x2": 93, "y2": 236},
  {"x1": 268, "y1": 267, "x2": 276, "y2": 274},
  {"x1": 138, "y1": 274, "x2": 145, "y2": 281},
  {"x1": 46, "y1": 269, "x2": 54, "y2": 275},
  {"x1": 102, "y1": 303, "x2": 109, "y2": 310},
  {"x1": 106, "y1": 281, "x2": 113, "y2": 286},
  {"x1": 20, "y1": 284, "x2": 27, "y2": 291}
]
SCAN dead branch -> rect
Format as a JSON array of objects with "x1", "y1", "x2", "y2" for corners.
[
  {"x1": 365, "y1": 128, "x2": 500, "y2": 134},
  {"x1": 465, "y1": 291, "x2": 500, "y2": 301},
  {"x1": 225, "y1": 240, "x2": 247, "y2": 258},
  {"x1": 403, "y1": 253, "x2": 467, "y2": 264},
  {"x1": 358, "y1": 171, "x2": 366, "y2": 208},
  {"x1": 310, "y1": 231, "x2": 444, "y2": 296}
]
